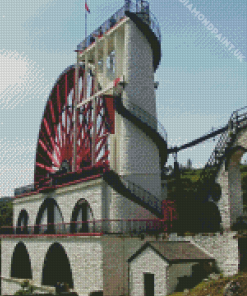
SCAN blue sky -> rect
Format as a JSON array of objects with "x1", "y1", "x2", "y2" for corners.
[{"x1": 0, "y1": 0, "x2": 246, "y2": 197}]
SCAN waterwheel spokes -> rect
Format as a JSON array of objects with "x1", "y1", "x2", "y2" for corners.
[{"x1": 34, "y1": 65, "x2": 111, "y2": 183}]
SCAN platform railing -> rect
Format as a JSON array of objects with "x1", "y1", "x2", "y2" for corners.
[
  {"x1": 77, "y1": 1, "x2": 161, "y2": 51},
  {"x1": 120, "y1": 176, "x2": 162, "y2": 213},
  {"x1": 123, "y1": 99, "x2": 167, "y2": 142},
  {"x1": 14, "y1": 163, "x2": 109, "y2": 197},
  {"x1": 204, "y1": 107, "x2": 247, "y2": 170},
  {"x1": 0, "y1": 219, "x2": 173, "y2": 236},
  {"x1": 198, "y1": 106, "x2": 247, "y2": 199}
]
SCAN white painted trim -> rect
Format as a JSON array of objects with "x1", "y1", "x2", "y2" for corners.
[
  {"x1": 13, "y1": 177, "x2": 104, "y2": 205},
  {"x1": 76, "y1": 76, "x2": 124, "y2": 108},
  {"x1": 78, "y1": 17, "x2": 130, "y2": 57}
]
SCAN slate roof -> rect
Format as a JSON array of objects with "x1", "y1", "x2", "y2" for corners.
[{"x1": 128, "y1": 241, "x2": 214, "y2": 263}]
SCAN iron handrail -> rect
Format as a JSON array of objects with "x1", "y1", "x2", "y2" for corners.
[
  {"x1": 205, "y1": 108, "x2": 247, "y2": 169},
  {"x1": 198, "y1": 108, "x2": 247, "y2": 198},
  {"x1": 127, "y1": 1, "x2": 161, "y2": 41},
  {"x1": 77, "y1": 1, "x2": 161, "y2": 51},
  {"x1": 0, "y1": 218, "x2": 172, "y2": 235},
  {"x1": 123, "y1": 99, "x2": 167, "y2": 142},
  {"x1": 120, "y1": 175, "x2": 162, "y2": 213},
  {"x1": 14, "y1": 164, "x2": 108, "y2": 197},
  {"x1": 168, "y1": 123, "x2": 228, "y2": 153}
]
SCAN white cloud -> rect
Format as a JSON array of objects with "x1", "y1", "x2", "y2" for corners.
[
  {"x1": 0, "y1": 139, "x2": 36, "y2": 196},
  {"x1": 0, "y1": 50, "x2": 49, "y2": 109}
]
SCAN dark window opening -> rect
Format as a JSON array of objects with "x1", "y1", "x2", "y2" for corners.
[
  {"x1": 35, "y1": 198, "x2": 64, "y2": 234},
  {"x1": 144, "y1": 273, "x2": 154, "y2": 296},
  {"x1": 42, "y1": 242, "x2": 74, "y2": 288},
  {"x1": 89, "y1": 291, "x2": 103, "y2": 296},
  {"x1": 11, "y1": 242, "x2": 32, "y2": 279},
  {"x1": 70, "y1": 199, "x2": 94, "y2": 233},
  {"x1": 16, "y1": 210, "x2": 29, "y2": 234},
  {"x1": 239, "y1": 238, "x2": 247, "y2": 271}
]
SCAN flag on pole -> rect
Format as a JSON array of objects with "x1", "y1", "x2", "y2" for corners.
[{"x1": 85, "y1": 1, "x2": 90, "y2": 13}]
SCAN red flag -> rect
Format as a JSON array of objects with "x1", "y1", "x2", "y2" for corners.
[{"x1": 85, "y1": 1, "x2": 90, "y2": 13}]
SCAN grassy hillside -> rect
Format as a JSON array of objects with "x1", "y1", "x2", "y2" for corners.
[
  {"x1": 170, "y1": 272, "x2": 247, "y2": 296},
  {"x1": 166, "y1": 164, "x2": 247, "y2": 210}
]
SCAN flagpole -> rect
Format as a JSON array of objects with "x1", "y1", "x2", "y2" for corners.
[{"x1": 85, "y1": 0, "x2": 87, "y2": 46}]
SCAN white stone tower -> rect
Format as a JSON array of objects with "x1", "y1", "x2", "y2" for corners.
[{"x1": 76, "y1": 0, "x2": 167, "y2": 224}]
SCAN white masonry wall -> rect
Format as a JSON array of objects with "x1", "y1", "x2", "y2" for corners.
[
  {"x1": 108, "y1": 19, "x2": 163, "y2": 223},
  {"x1": 129, "y1": 247, "x2": 168, "y2": 296},
  {"x1": 116, "y1": 19, "x2": 161, "y2": 199},
  {"x1": 216, "y1": 127, "x2": 247, "y2": 229},
  {"x1": 169, "y1": 232, "x2": 239, "y2": 277},
  {"x1": 13, "y1": 177, "x2": 104, "y2": 230},
  {"x1": 1, "y1": 237, "x2": 103, "y2": 296},
  {"x1": 108, "y1": 188, "x2": 158, "y2": 227},
  {"x1": 102, "y1": 235, "x2": 170, "y2": 296}
]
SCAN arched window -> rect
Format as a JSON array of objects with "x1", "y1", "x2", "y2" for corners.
[
  {"x1": 70, "y1": 199, "x2": 94, "y2": 233},
  {"x1": 42, "y1": 243, "x2": 74, "y2": 288},
  {"x1": 11, "y1": 242, "x2": 32, "y2": 279},
  {"x1": 35, "y1": 198, "x2": 64, "y2": 234},
  {"x1": 16, "y1": 209, "x2": 29, "y2": 234}
]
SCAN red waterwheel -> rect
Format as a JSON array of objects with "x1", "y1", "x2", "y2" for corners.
[{"x1": 34, "y1": 65, "x2": 113, "y2": 183}]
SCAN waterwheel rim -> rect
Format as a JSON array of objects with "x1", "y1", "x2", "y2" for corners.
[{"x1": 34, "y1": 65, "x2": 111, "y2": 183}]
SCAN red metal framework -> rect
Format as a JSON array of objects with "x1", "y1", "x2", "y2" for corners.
[
  {"x1": 161, "y1": 200, "x2": 177, "y2": 221},
  {"x1": 35, "y1": 65, "x2": 113, "y2": 183}
]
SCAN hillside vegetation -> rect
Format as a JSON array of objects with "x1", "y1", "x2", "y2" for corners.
[
  {"x1": 169, "y1": 272, "x2": 247, "y2": 296},
  {"x1": 166, "y1": 163, "x2": 247, "y2": 210}
]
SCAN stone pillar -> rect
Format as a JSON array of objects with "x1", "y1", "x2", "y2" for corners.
[{"x1": 216, "y1": 149, "x2": 244, "y2": 230}]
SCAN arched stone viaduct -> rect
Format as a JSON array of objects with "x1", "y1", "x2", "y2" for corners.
[{"x1": 216, "y1": 125, "x2": 247, "y2": 230}]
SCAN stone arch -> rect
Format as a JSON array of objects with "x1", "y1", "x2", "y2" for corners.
[
  {"x1": 42, "y1": 242, "x2": 74, "y2": 288},
  {"x1": 70, "y1": 198, "x2": 94, "y2": 233},
  {"x1": 217, "y1": 144, "x2": 246, "y2": 229},
  {"x1": 198, "y1": 201, "x2": 222, "y2": 233},
  {"x1": 35, "y1": 197, "x2": 64, "y2": 234},
  {"x1": 11, "y1": 242, "x2": 32, "y2": 279},
  {"x1": 16, "y1": 209, "x2": 29, "y2": 234}
]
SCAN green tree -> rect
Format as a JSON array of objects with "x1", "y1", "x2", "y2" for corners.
[
  {"x1": 14, "y1": 280, "x2": 35, "y2": 295},
  {"x1": 0, "y1": 201, "x2": 13, "y2": 228},
  {"x1": 187, "y1": 158, "x2": 193, "y2": 170}
]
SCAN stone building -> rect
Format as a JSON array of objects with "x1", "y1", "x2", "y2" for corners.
[{"x1": 0, "y1": 1, "x2": 245, "y2": 295}]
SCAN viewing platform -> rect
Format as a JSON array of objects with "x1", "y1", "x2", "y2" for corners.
[{"x1": 77, "y1": 0, "x2": 161, "y2": 70}]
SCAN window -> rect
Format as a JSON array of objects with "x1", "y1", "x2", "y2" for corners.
[
  {"x1": 35, "y1": 198, "x2": 64, "y2": 234},
  {"x1": 11, "y1": 242, "x2": 32, "y2": 279},
  {"x1": 71, "y1": 199, "x2": 94, "y2": 233},
  {"x1": 16, "y1": 210, "x2": 29, "y2": 234},
  {"x1": 42, "y1": 243, "x2": 73, "y2": 288}
]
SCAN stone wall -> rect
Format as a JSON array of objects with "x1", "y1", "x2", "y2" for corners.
[
  {"x1": 167, "y1": 262, "x2": 197, "y2": 295},
  {"x1": 102, "y1": 235, "x2": 166, "y2": 296},
  {"x1": 216, "y1": 127, "x2": 247, "y2": 229},
  {"x1": 1, "y1": 237, "x2": 103, "y2": 296},
  {"x1": 13, "y1": 178, "x2": 104, "y2": 229},
  {"x1": 129, "y1": 247, "x2": 168, "y2": 296},
  {"x1": 169, "y1": 232, "x2": 239, "y2": 277},
  {"x1": 116, "y1": 19, "x2": 161, "y2": 198}
]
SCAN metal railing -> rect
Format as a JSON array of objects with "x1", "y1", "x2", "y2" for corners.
[
  {"x1": 14, "y1": 164, "x2": 108, "y2": 197},
  {"x1": 120, "y1": 176, "x2": 162, "y2": 213},
  {"x1": 0, "y1": 219, "x2": 172, "y2": 236},
  {"x1": 198, "y1": 106, "x2": 247, "y2": 197},
  {"x1": 77, "y1": 1, "x2": 161, "y2": 51},
  {"x1": 123, "y1": 100, "x2": 167, "y2": 142},
  {"x1": 205, "y1": 107, "x2": 247, "y2": 169}
]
